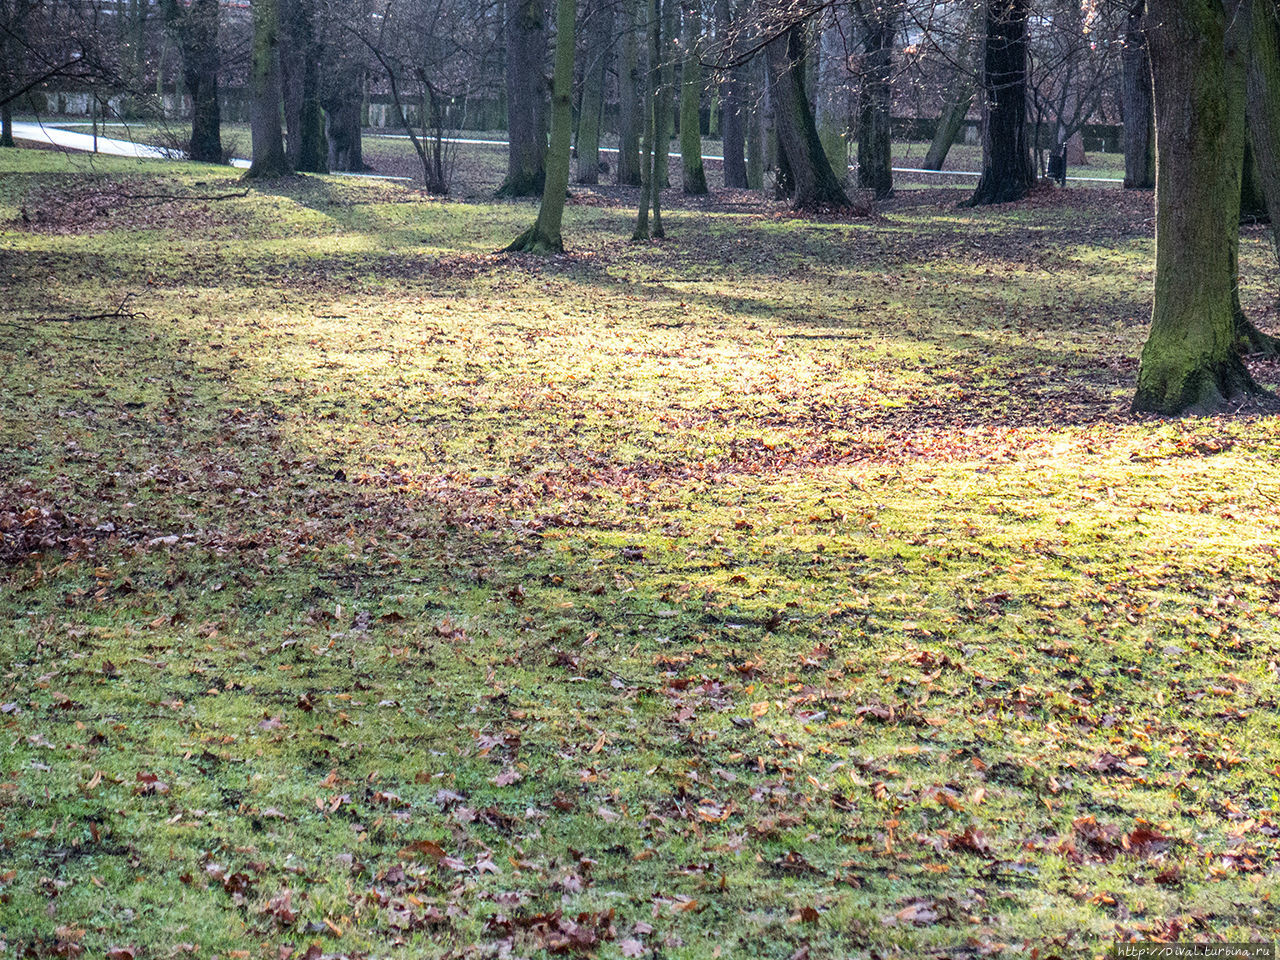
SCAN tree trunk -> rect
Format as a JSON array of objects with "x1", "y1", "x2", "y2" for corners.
[
  {"x1": 634, "y1": 0, "x2": 663, "y2": 238},
  {"x1": 923, "y1": 20, "x2": 976, "y2": 171},
  {"x1": 814, "y1": 7, "x2": 849, "y2": 181},
  {"x1": 498, "y1": 0, "x2": 548, "y2": 196},
  {"x1": 746, "y1": 53, "x2": 766, "y2": 190},
  {"x1": 1133, "y1": 0, "x2": 1258, "y2": 414},
  {"x1": 1240, "y1": 0, "x2": 1280, "y2": 350},
  {"x1": 281, "y1": 0, "x2": 326, "y2": 173},
  {"x1": 717, "y1": 0, "x2": 747, "y2": 188},
  {"x1": 658, "y1": 0, "x2": 677, "y2": 188},
  {"x1": 165, "y1": 0, "x2": 223, "y2": 163},
  {"x1": 506, "y1": 0, "x2": 576, "y2": 252},
  {"x1": 575, "y1": 0, "x2": 611, "y2": 183},
  {"x1": 325, "y1": 84, "x2": 364, "y2": 171},
  {"x1": 616, "y1": 0, "x2": 644, "y2": 185},
  {"x1": 1122, "y1": 0, "x2": 1155, "y2": 188},
  {"x1": 679, "y1": 0, "x2": 708, "y2": 193},
  {"x1": 969, "y1": 0, "x2": 1034, "y2": 206},
  {"x1": 855, "y1": 5, "x2": 895, "y2": 198},
  {"x1": 246, "y1": 0, "x2": 291, "y2": 179},
  {"x1": 765, "y1": 26, "x2": 852, "y2": 210}
]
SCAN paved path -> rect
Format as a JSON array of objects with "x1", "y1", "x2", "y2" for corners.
[{"x1": 13, "y1": 121, "x2": 1123, "y2": 185}]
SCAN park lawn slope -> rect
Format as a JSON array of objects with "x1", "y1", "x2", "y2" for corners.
[{"x1": 2, "y1": 149, "x2": 1280, "y2": 958}]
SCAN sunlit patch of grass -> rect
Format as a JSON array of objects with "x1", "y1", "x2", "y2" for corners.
[{"x1": 3, "y1": 148, "x2": 1280, "y2": 959}]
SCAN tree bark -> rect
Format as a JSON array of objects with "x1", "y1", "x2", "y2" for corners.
[
  {"x1": 1238, "y1": 1, "x2": 1280, "y2": 350},
  {"x1": 679, "y1": 0, "x2": 708, "y2": 193},
  {"x1": 165, "y1": 0, "x2": 223, "y2": 163},
  {"x1": 616, "y1": 0, "x2": 644, "y2": 185},
  {"x1": 246, "y1": 0, "x2": 291, "y2": 179},
  {"x1": 746, "y1": 53, "x2": 766, "y2": 189},
  {"x1": 1133, "y1": 0, "x2": 1258, "y2": 414},
  {"x1": 969, "y1": 0, "x2": 1034, "y2": 206},
  {"x1": 923, "y1": 22, "x2": 976, "y2": 171},
  {"x1": 814, "y1": 7, "x2": 849, "y2": 182},
  {"x1": 498, "y1": 0, "x2": 548, "y2": 197},
  {"x1": 765, "y1": 26, "x2": 852, "y2": 210},
  {"x1": 716, "y1": 0, "x2": 747, "y2": 187},
  {"x1": 635, "y1": 0, "x2": 665, "y2": 238},
  {"x1": 855, "y1": 3, "x2": 895, "y2": 198},
  {"x1": 281, "y1": 0, "x2": 327, "y2": 173},
  {"x1": 1122, "y1": 0, "x2": 1155, "y2": 188},
  {"x1": 506, "y1": 0, "x2": 576, "y2": 252},
  {"x1": 575, "y1": 0, "x2": 612, "y2": 183}
]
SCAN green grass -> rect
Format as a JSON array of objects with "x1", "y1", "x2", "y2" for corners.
[{"x1": 1, "y1": 147, "x2": 1279, "y2": 959}]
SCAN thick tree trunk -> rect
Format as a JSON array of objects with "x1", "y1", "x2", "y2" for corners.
[
  {"x1": 506, "y1": 0, "x2": 576, "y2": 252},
  {"x1": 166, "y1": 0, "x2": 223, "y2": 163},
  {"x1": 924, "y1": 21, "x2": 975, "y2": 171},
  {"x1": 856, "y1": 7, "x2": 895, "y2": 198},
  {"x1": 1122, "y1": 0, "x2": 1155, "y2": 188},
  {"x1": 576, "y1": 0, "x2": 612, "y2": 183},
  {"x1": 716, "y1": 0, "x2": 747, "y2": 188},
  {"x1": 616, "y1": 0, "x2": 644, "y2": 185},
  {"x1": 814, "y1": 8, "x2": 849, "y2": 181},
  {"x1": 281, "y1": 0, "x2": 326, "y2": 173},
  {"x1": 498, "y1": 0, "x2": 548, "y2": 197},
  {"x1": 246, "y1": 0, "x2": 291, "y2": 179},
  {"x1": 679, "y1": 0, "x2": 708, "y2": 193},
  {"x1": 765, "y1": 26, "x2": 852, "y2": 210},
  {"x1": 1133, "y1": 0, "x2": 1258, "y2": 414},
  {"x1": 1247, "y1": 3, "x2": 1280, "y2": 260},
  {"x1": 969, "y1": 0, "x2": 1034, "y2": 206},
  {"x1": 325, "y1": 83, "x2": 364, "y2": 171}
]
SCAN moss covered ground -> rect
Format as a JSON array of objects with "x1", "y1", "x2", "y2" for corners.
[{"x1": 2, "y1": 148, "x2": 1280, "y2": 959}]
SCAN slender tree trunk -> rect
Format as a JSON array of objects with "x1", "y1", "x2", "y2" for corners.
[
  {"x1": 969, "y1": 0, "x2": 1034, "y2": 206},
  {"x1": 1122, "y1": 0, "x2": 1155, "y2": 188},
  {"x1": 634, "y1": 0, "x2": 661, "y2": 238},
  {"x1": 765, "y1": 26, "x2": 852, "y2": 210},
  {"x1": 246, "y1": 0, "x2": 291, "y2": 179},
  {"x1": 498, "y1": 0, "x2": 548, "y2": 196},
  {"x1": 658, "y1": 0, "x2": 676, "y2": 187},
  {"x1": 924, "y1": 22, "x2": 976, "y2": 171},
  {"x1": 855, "y1": 5, "x2": 895, "y2": 198},
  {"x1": 1133, "y1": 0, "x2": 1257, "y2": 414},
  {"x1": 505, "y1": 0, "x2": 576, "y2": 252},
  {"x1": 576, "y1": 0, "x2": 611, "y2": 183},
  {"x1": 617, "y1": 0, "x2": 644, "y2": 185},
  {"x1": 716, "y1": 0, "x2": 747, "y2": 187},
  {"x1": 746, "y1": 53, "x2": 766, "y2": 189},
  {"x1": 679, "y1": 0, "x2": 708, "y2": 193},
  {"x1": 814, "y1": 7, "x2": 849, "y2": 181},
  {"x1": 0, "y1": 102, "x2": 12, "y2": 148}
]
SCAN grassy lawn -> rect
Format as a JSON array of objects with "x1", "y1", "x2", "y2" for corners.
[{"x1": 2, "y1": 147, "x2": 1280, "y2": 959}]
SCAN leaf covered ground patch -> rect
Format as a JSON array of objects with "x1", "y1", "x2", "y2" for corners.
[{"x1": 2, "y1": 149, "x2": 1280, "y2": 959}]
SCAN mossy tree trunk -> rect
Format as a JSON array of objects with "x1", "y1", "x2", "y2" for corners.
[
  {"x1": 1122, "y1": 0, "x2": 1155, "y2": 188},
  {"x1": 498, "y1": 0, "x2": 548, "y2": 197},
  {"x1": 505, "y1": 0, "x2": 576, "y2": 253},
  {"x1": 165, "y1": 0, "x2": 223, "y2": 163},
  {"x1": 679, "y1": 0, "x2": 708, "y2": 194},
  {"x1": 575, "y1": 0, "x2": 612, "y2": 184},
  {"x1": 969, "y1": 0, "x2": 1034, "y2": 206},
  {"x1": 923, "y1": 16, "x2": 976, "y2": 171},
  {"x1": 854, "y1": 1, "x2": 895, "y2": 199},
  {"x1": 1132, "y1": 0, "x2": 1259, "y2": 414},
  {"x1": 246, "y1": 0, "x2": 291, "y2": 179},
  {"x1": 716, "y1": 0, "x2": 748, "y2": 188},
  {"x1": 616, "y1": 0, "x2": 644, "y2": 185},
  {"x1": 765, "y1": 25, "x2": 851, "y2": 210}
]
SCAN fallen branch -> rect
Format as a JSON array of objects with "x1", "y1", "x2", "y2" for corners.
[{"x1": 23, "y1": 294, "x2": 147, "y2": 324}]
